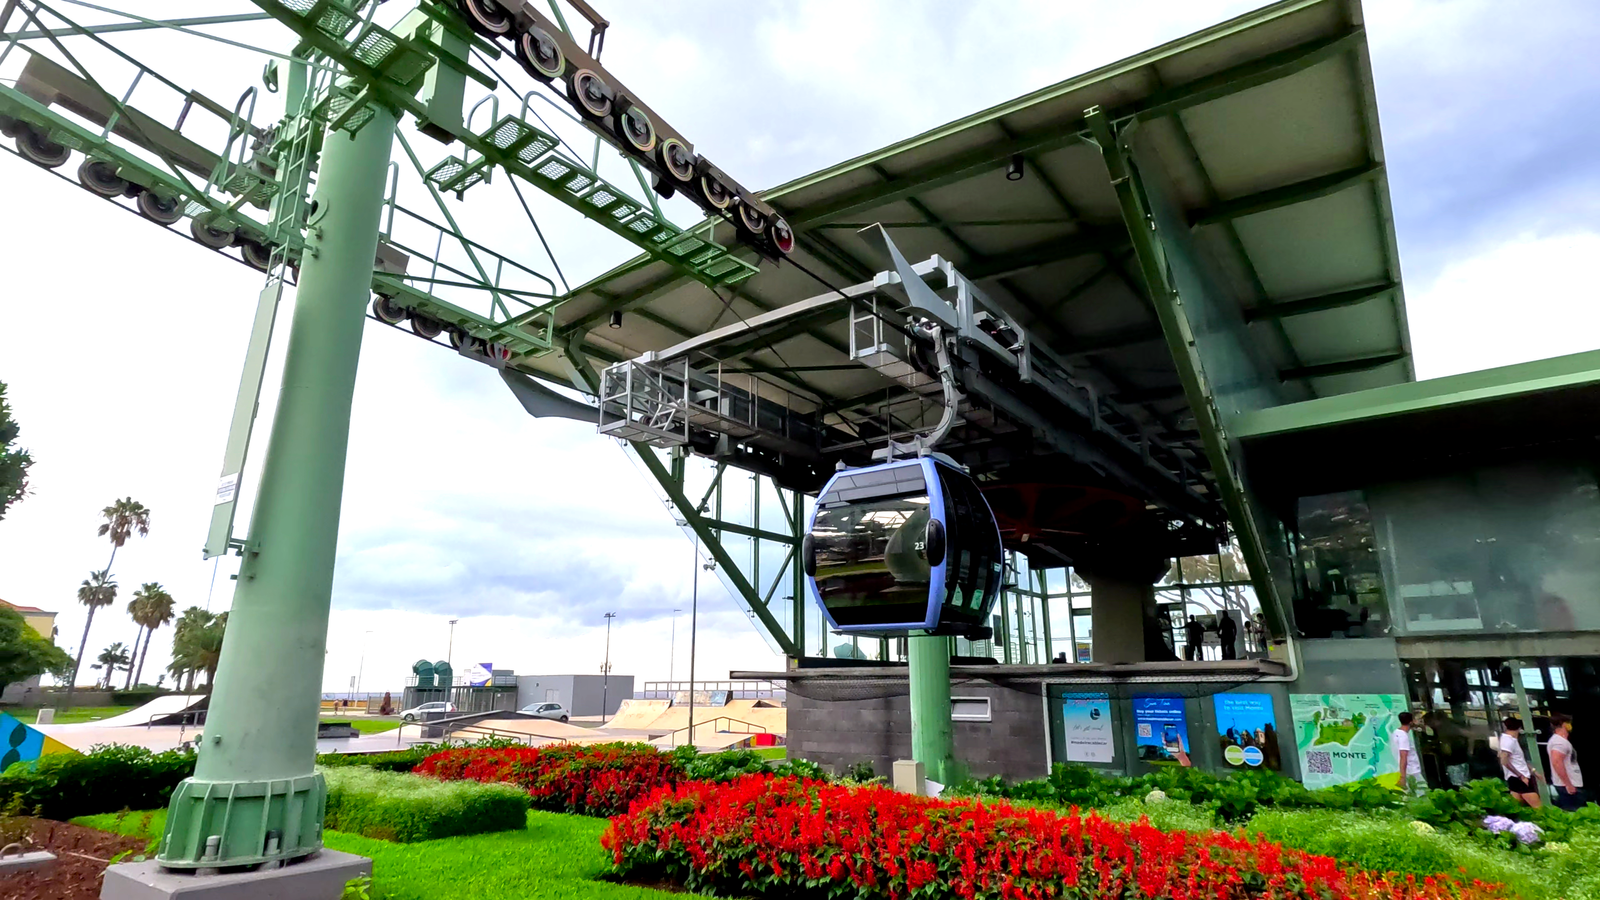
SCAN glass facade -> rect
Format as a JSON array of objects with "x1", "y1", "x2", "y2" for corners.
[{"x1": 1292, "y1": 460, "x2": 1600, "y2": 638}]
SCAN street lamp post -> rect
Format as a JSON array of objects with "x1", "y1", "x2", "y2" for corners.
[
  {"x1": 669, "y1": 607, "x2": 682, "y2": 686},
  {"x1": 601, "y1": 612, "x2": 616, "y2": 719},
  {"x1": 355, "y1": 629, "x2": 373, "y2": 701},
  {"x1": 688, "y1": 534, "x2": 699, "y2": 748}
]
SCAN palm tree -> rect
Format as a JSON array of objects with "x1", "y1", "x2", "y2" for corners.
[
  {"x1": 91, "y1": 642, "x2": 132, "y2": 690},
  {"x1": 128, "y1": 583, "x2": 175, "y2": 689},
  {"x1": 168, "y1": 607, "x2": 225, "y2": 693},
  {"x1": 68, "y1": 570, "x2": 117, "y2": 691},
  {"x1": 97, "y1": 497, "x2": 152, "y2": 576}
]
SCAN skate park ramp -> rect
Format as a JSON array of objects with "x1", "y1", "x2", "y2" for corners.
[
  {"x1": 603, "y1": 698, "x2": 670, "y2": 730},
  {"x1": 454, "y1": 716, "x2": 609, "y2": 744},
  {"x1": 54, "y1": 694, "x2": 208, "y2": 728}
]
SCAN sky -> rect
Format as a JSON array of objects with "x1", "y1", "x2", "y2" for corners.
[{"x1": 0, "y1": 0, "x2": 1597, "y2": 695}]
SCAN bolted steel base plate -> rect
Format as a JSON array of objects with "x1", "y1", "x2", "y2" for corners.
[{"x1": 100, "y1": 848, "x2": 371, "y2": 900}]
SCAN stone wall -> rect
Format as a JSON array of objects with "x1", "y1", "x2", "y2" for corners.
[{"x1": 786, "y1": 679, "x2": 1048, "y2": 781}]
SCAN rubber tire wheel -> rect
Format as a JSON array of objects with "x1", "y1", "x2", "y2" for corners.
[
  {"x1": 77, "y1": 159, "x2": 128, "y2": 197},
  {"x1": 136, "y1": 191, "x2": 184, "y2": 225},
  {"x1": 403, "y1": 714, "x2": 415, "y2": 723},
  {"x1": 559, "y1": 716, "x2": 568, "y2": 722},
  {"x1": 190, "y1": 215, "x2": 236, "y2": 249},
  {"x1": 240, "y1": 240, "x2": 272, "y2": 271},
  {"x1": 372, "y1": 294, "x2": 407, "y2": 325},
  {"x1": 463, "y1": 0, "x2": 512, "y2": 34},
  {"x1": 518, "y1": 29, "x2": 563, "y2": 80},
  {"x1": 410, "y1": 315, "x2": 443, "y2": 339},
  {"x1": 17, "y1": 126, "x2": 69, "y2": 168}
]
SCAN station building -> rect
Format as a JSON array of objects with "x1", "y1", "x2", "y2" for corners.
[{"x1": 515, "y1": 0, "x2": 1597, "y2": 789}]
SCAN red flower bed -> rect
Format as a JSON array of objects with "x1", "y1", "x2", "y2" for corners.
[
  {"x1": 602, "y1": 776, "x2": 1507, "y2": 900},
  {"x1": 416, "y1": 742, "x2": 678, "y2": 817}
]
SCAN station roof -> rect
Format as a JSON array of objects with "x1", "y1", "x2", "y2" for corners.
[
  {"x1": 542, "y1": 0, "x2": 1412, "y2": 472},
  {"x1": 1237, "y1": 348, "x2": 1600, "y2": 499}
]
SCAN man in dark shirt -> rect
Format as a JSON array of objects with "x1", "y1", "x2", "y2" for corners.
[
  {"x1": 1219, "y1": 613, "x2": 1239, "y2": 660},
  {"x1": 1184, "y1": 616, "x2": 1205, "y2": 661}
]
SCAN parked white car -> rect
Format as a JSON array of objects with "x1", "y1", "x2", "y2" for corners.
[
  {"x1": 519, "y1": 702, "x2": 569, "y2": 722},
  {"x1": 399, "y1": 701, "x2": 457, "y2": 722}
]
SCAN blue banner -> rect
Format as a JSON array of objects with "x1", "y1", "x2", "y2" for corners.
[
  {"x1": 1132, "y1": 694, "x2": 1190, "y2": 765},
  {"x1": 1213, "y1": 692, "x2": 1280, "y2": 769}
]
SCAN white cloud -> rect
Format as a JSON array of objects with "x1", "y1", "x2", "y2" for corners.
[{"x1": 1408, "y1": 231, "x2": 1600, "y2": 379}]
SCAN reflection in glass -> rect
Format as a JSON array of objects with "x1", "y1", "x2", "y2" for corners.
[
  {"x1": 812, "y1": 494, "x2": 931, "y2": 626},
  {"x1": 1294, "y1": 491, "x2": 1389, "y2": 638}
]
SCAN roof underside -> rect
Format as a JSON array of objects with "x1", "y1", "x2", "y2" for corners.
[{"x1": 532, "y1": 0, "x2": 1412, "y2": 492}]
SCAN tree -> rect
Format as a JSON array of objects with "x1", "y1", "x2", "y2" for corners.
[
  {"x1": 168, "y1": 608, "x2": 226, "y2": 692},
  {"x1": 67, "y1": 498, "x2": 150, "y2": 703},
  {"x1": 0, "y1": 605, "x2": 72, "y2": 698},
  {"x1": 0, "y1": 381, "x2": 33, "y2": 522},
  {"x1": 68, "y1": 570, "x2": 116, "y2": 691},
  {"x1": 127, "y1": 583, "x2": 175, "y2": 689},
  {"x1": 97, "y1": 497, "x2": 152, "y2": 577},
  {"x1": 91, "y1": 642, "x2": 132, "y2": 690}
]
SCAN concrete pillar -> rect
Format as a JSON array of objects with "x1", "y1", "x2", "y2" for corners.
[{"x1": 1085, "y1": 574, "x2": 1150, "y2": 664}]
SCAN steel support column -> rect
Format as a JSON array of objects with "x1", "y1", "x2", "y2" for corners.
[
  {"x1": 159, "y1": 104, "x2": 398, "y2": 869},
  {"x1": 908, "y1": 632, "x2": 956, "y2": 785}
]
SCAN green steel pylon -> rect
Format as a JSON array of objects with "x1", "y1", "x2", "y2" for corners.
[
  {"x1": 908, "y1": 633, "x2": 958, "y2": 785},
  {"x1": 157, "y1": 98, "x2": 400, "y2": 869}
]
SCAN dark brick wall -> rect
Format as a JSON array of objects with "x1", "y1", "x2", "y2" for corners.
[{"x1": 787, "y1": 680, "x2": 1048, "y2": 780}]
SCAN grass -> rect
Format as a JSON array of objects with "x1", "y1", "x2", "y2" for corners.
[
  {"x1": 3, "y1": 705, "x2": 135, "y2": 725},
  {"x1": 322, "y1": 717, "x2": 402, "y2": 735},
  {"x1": 75, "y1": 808, "x2": 693, "y2": 900},
  {"x1": 750, "y1": 746, "x2": 787, "y2": 761}
]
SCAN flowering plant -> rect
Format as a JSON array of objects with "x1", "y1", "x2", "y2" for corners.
[
  {"x1": 416, "y1": 742, "x2": 678, "y2": 817},
  {"x1": 604, "y1": 775, "x2": 1509, "y2": 900},
  {"x1": 1481, "y1": 815, "x2": 1514, "y2": 834},
  {"x1": 1507, "y1": 821, "x2": 1542, "y2": 845}
]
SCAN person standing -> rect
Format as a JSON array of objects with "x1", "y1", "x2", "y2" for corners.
[
  {"x1": 1549, "y1": 713, "x2": 1586, "y2": 811},
  {"x1": 1219, "y1": 612, "x2": 1239, "y2": 661},
  {"x1": 1499, "y1": 716, "x2": 1544, "y2": 807},
  {"x1": 1393, "y1": 711, "x2": 1427, "y2": 796},
  {"x1": 1184, "y1": 616, "x2": 1205, "y2": 662}
]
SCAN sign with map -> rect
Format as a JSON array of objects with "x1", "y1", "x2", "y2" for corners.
[{"x1": 1289, "y1": 693, "x2": 1408, "y2": 789}]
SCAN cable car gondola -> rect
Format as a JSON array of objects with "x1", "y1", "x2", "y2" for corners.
[{"x1": 802, "y1": 456, "x2": 1003, "y2": 637}]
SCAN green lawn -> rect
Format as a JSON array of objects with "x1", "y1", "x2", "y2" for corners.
[
  {"x1": 322, "y1": 717, "x2": 402, "y2": 735},
  {"x1": 75, "y1": 808, "x2": 693, "y2": 900},
  {"x1": 4, "y1": 705, "x2": 135, "y2": 725},
  {"x1": 751, "y1": 746, "x2": 787, "y2": 760}
]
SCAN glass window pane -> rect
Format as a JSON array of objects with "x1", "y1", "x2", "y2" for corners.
[
  {"x1": 1181, "y1": 554, "x2": 1220, "y2": 583},
  {"x1": 812, "y1": 492, "x2": 932, "y2": 626},
  {"x1": 1294, "y1": 491, "x2": 1389, "y2": 638}
]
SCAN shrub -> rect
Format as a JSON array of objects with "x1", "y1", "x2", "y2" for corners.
[
  {"x1": 418, "y1": 742, "x2": 679, "y2": 817},
  {"x1": 0, "y1": 744, "x2": 195, "y2": 820},
  {"x1": 603, "y1": 775, "x2": 1509, "y2": 900},
  {"x1": 1245, "y1": 808, "x2": 1566, "y2": 899},
  {"x1": 321, "y1": 767, "x2": 527, "y2": 843},
  {"x1": 316, "y1": 735, "x2": 522, "y2": 773},
  {"x1": 671, "y1": 745, "x2": 829, "y2": 783}
]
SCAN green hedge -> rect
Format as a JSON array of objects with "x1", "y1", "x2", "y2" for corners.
[
  {"x1": 0, "y1": 745, "x2": 196, "y2": 820},
  {"x1": 111, "y1": 688, "x2": 174, "y2": 706},
  {"x1": 321, "y1": 767, "x2": 528, "y2": 843}
]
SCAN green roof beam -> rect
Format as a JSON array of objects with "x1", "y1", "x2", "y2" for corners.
[
  {"x1": 1191, "y1": 162, "x2": 1382, "y2": 227},
  {"x1": 1245, "y1": 281, "x2": 1395, "y2": 322},
  {"x1": 1280, "y1": 351, "x2": 1409, "y2": 382}
]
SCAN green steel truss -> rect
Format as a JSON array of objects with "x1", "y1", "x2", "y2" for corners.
[{"x1": 253, "y1": 0, "x2": 758, "y2": 291}]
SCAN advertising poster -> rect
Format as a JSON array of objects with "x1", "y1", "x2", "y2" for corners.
[
  {"x1": 1061, "y1": 693, "x2": 1115, "y2": 763},
  {"x1": 466, "y1": 662, "x2": 493, "y2": 687},
  {"x1": 1289, "y1": 693, "x2": 1408, "y2": 789},
  {"x1": 1212, "y1": 693, "x2": 1281, "y2": 770},
  {"x1": 1132, "y1": 694, "x2": 1190, "y2": 765}
]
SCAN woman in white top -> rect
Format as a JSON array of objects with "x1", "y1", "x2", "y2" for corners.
[
  {"x1": 1499, "y1": 716, "x2": 1543, "y2": 808},
  {"x1": 1549, "y1": 712, "x2": 1587, "y2": 811}
]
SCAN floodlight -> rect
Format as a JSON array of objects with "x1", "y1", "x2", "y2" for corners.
[
  {"x1": 609, "y1": 310, "x2": 624, "y2": 329},
  {"x1": 1006, "y1": 154, "x2": 1024, "y2": 181}
]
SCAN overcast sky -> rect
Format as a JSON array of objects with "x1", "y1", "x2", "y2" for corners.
[{"x1": 1, "y1": 1, "x2": 1596, "y2": 695}]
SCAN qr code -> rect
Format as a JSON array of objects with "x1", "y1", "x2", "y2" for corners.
[
  {"x1": 1137, "y1": 723, "x2": 1153, "y2": 738},
  {"x1": 1306, "y1": 751, "x2": 1333, "y2": 774}
]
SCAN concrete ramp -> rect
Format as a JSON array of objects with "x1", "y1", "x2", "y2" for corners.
[
  {"x1": 461, "y1": 717, "x2": 602, "y2": 741},
  {"x1": 604, "y1": 698, "x2": 669, "y2": 730},
  {"x1": 55, "y1": 694, "x2": 207, "y2": 728}
]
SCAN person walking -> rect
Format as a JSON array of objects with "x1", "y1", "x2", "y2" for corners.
[
  {"x1": 1549, "y1": 712, "x2": 1586, "y2": 811},
  {"x1": 1184, "y1": 616, "x2": 1205, "y2": 661},
  {"x1": 1393, "y1": 711, "x2": 1427, "y2": 796},
  {"x1": 1499, "y1": 716, "x2": 1544, "y2": 808}
]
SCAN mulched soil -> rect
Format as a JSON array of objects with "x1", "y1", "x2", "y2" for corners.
[{"x1": 0, "y1": 818, "x2": 151, "y2": 900}]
